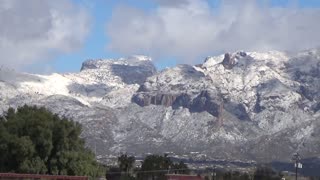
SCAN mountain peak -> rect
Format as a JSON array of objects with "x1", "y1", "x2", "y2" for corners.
[
  {"x1": 221, "y1": 51, "x2": 247, "y2": 69},
  {"x1": 126, "y1": 55, "x2": 152, "y2": 61},
  {"x1": 203, "y1": 51, "x2": 248, "y2": 68},
  {"x1": 79, "y1": 56, "x2": 156, "y2": 85},
  {"x1": 80, "y1": 55, "x2": 154, "y2": 72}
]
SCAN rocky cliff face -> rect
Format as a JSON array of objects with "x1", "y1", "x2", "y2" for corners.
[{"x1": 1, "y1": 50, "x2": 320, "y2": 164}]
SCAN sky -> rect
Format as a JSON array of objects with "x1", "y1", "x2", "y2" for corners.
[{"x1": 1, "y1": 0, "x2": 320, "y2": 73}]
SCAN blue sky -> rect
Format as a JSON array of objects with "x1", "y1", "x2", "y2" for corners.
[
  {"x1": 51, "y1": 0, "x2": 320, "y2": 73},
  {"x1": 1, "y1": 0, "x2": 320, "y2": 73},
  {"x1": 52, "y1": 0, "x2": 176, "y2": 72}
]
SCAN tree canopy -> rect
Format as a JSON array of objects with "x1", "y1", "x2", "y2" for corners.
[
  {"x1": 106, "y1": 154, "x2": 190, "y2": 180},
  {"x1": 137, "y1": 154, "x2": 189, "y2": 180},
  {"x1": 0, "y1": 105, "x2": 101, "y2": 177},
  {"x1": 118, "y1": 154, "x2": 135, "y2": 173}
]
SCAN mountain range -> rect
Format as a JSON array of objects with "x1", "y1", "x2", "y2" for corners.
[{"x1": 1, "y1": 50, "x2": 320, "y2": 166}]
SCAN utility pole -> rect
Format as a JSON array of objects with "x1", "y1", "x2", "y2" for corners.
[{"x1": 292, "y1": 152, "x2": 302, "y2": 180}]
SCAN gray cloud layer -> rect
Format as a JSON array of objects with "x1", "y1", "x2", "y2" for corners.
[
  {"x1": 107, "y1": 0, "x2": 320, "y2": 63},
  {"x1": 0, "y1": 0, "x2": 90, "y2": 70}
]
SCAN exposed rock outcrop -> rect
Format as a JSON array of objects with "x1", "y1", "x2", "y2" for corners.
[
  {"x1": 132, "y1": 93, "x2": 189, "y2": 107},
  {"x1": 222, "y1": 53, "x2": 236, "y2": 69},
  {"x1": 222, "y1": 52, "x2": 247, "y2": 69},
  {"x1": 189, "y1": 90, "x2": 221, "y2": 116},
  {"x1": 132, "y1": 89, "x2": 250, "y2": 121}
]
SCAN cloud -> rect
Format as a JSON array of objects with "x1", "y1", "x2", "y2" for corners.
[
  {"x1": 153, "y1": 0, "x2": 190, "y2": 7},
  {"x1": 106, "y1": 0, "x2": 320, "y2": 63},
  {"x1": 0, "y1": 0, "x2": 90, "y2": 70}
]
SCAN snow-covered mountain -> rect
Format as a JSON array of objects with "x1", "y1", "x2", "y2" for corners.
[{"x1": 1, "y1": 50, "x2": 320, "y2": 164}]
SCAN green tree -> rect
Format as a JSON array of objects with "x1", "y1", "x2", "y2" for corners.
[
  {"x1": 137, "y1": 155, "x2": 191, "y2": 180},
  {"x1": 106, "y1": 167, "x2": 122, "y2": 180},
  {"x1": 253, "y1": 166, "x2": 281, "y2": 180},
  {"x1": 171, "y1": 161, "x2": 189, "y2": 174},
  {"x1": 118, "y1": 154, "x2": 135, "y2": 173},
  {"x1": 117, "y1": 154, "x2": 136, "y2": 180},
  {"x1": 0, "y1": 105, "x2": 101, "y2": 177},
  {"x1": 138, "y1": 155, "x2": 167, "y2": 180}
]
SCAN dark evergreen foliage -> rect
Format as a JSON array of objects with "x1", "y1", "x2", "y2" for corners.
[
  {"x1": 0, "y1": 105, "x2": 102, "y2": 177},
  {"x1": 106, "y1": 167, "x2": 121, "y2": 180},
  {"x1": 253, "y1": 166, "x2": 282, "y2": 180},
  {"x1": 137, "y1": 154, "x2": 189, "y2": 180},
  {"x1": 118, "y1": 154, "x2": 135, "y2": 173}
]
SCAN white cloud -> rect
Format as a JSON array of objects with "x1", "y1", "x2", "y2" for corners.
[
  {"x1": 106, "y1": 0, "x2": 320, "y2": 63},
  {"x1": 0, "y1": 0, "x2": 90, "y2": 70}
]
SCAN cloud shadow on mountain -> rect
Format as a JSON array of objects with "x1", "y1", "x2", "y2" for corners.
[
  {"x1": 284, "y1": 52, "x2": 320, "y2": 102},
  {"x1": 0, "y1": 69, "x2": 45, "y2": 87},
  {"x1": 67, "y1": 83, "x2": 111, "y2": 98},
  {"x1": 110, "y1": 64, "x2": 155, "y2": 85}
]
